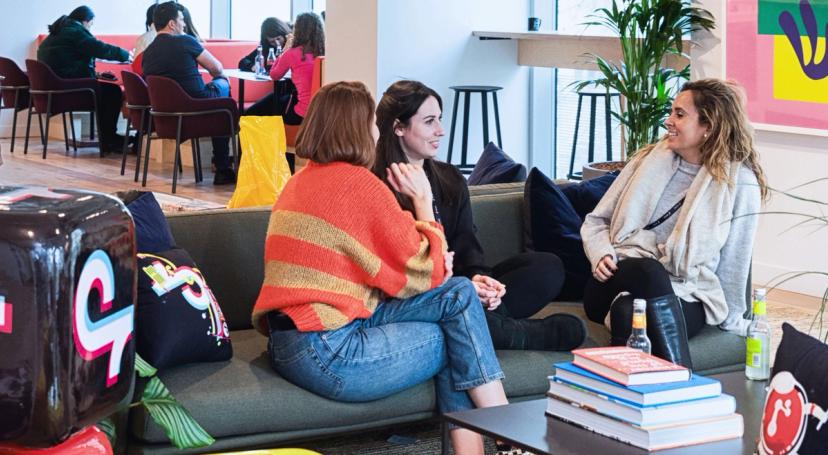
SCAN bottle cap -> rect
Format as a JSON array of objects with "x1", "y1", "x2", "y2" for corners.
[
  {"x1": 632, "y1": 298, "x2": 646, "y2": 310},
  {"x1": 754, "y1": 288, "x2": 767, "y2": 300}
]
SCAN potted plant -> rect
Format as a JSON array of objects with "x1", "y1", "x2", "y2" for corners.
[{"x1": 573, "y1": 0, "x2": 715, "y2": 180}]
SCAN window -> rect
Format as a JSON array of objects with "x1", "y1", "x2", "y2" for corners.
[
  {"x1": 183, "y1": 0, "x2": 212, "y2": 39},
  {"x1": 231, "y1": 0, "x2": 292, "y2": 41},
  {"x1": 553, "y1": 0, "x2": 621, "y2": 178}
]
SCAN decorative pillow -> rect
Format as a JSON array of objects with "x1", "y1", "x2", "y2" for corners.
[
  {"x1": 468, "y1": 142, "x2": 527, "y2": 185},
  {"x1": 759, "y1": 323, "x2": 828, "y2": 454},
  {"x1": 136, "y1": 247, "x2": 232, "y2": 369},
  {"x1": 523, "y1": 168, "x2": 591, "y2": 300},
  {"x1": 560, "y1": 171, "x2": 619, "y2": 221},
  {"x1": 118, "y1": 191, "x2": 176, "y2": 253}
]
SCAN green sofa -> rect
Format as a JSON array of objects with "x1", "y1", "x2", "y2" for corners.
[{"x1": 125, "y1": 182, "x2": 746, "y2": 454}]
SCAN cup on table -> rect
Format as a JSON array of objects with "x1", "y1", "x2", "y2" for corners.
[{"x1": 528, "y1": 17, "x2": 542, "y2": 32}]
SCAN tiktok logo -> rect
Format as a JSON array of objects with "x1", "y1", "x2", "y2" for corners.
[
  {"x1": 72, "y1": 250, "x2": 134, "y2": 387},
  {"x1": 0, "y1": 295, "x2": 11, "y2": 334}
]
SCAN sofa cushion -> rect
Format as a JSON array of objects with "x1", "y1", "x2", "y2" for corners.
[
  {"x1": 559, "y1": 171, "x2": 618, "y2": 221},
  {"x1": 468, "y1": 142, "x2": 527, "y2": 185},
  {"x1": 136, "y1": 248, "x2": 232, "y2": 369},
  {"x1": 118, "y1": 190, "x2": 176, "y2": 254},
  {"x1": 469, "y1": 192, "x2": 525, "y2": 267},
  {"x1": 523, "y1": 168, "x2": 591, "y2": 300}
]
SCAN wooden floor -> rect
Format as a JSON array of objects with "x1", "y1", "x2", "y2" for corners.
[{"x1": 0, "y1": 137, "x2": 234, "y2": 205}]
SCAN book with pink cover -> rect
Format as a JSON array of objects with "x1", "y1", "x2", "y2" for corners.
[{"x1": 572, "y1": 347, "x2": 690, "y2": 386}]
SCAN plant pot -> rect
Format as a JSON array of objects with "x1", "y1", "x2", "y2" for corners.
[{"x1": 582, "y1": 161, "x2": 626, "y2": 181}]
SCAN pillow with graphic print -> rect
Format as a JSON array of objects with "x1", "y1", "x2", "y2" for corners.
[{"x1": 136, "y1": 247, "x2": 232, "y2": 369}]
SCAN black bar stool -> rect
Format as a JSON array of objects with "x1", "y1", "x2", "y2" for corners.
[
  {"x1": 567, "y1": 90, "x2": 620, "y2": 180},
  {"x1": 447, "y1": 85, "x2": 503, "y2": 174}
]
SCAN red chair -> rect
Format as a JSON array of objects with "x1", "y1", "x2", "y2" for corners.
[
  {"x1": 0, "y1": 57, "x2": 34, "y2": 154},
  {"x1": 24, "y1": 59, "x2": 101, "y2": 158},
  {"x1": 120, "y1": 71, "x2": 153, "y2": 182},
  {"x1": 131, "y1": 52, "x2": 144, "y2": 76},
  {"x1": 284, "y1": 56, "x2": 325, "y2": 147},
  {"x1": 144, "y1": 75, "x2": 240, "y2": 193}
]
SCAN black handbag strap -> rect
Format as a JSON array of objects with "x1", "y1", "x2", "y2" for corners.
[{"x1": 643, "y1": 197, "x2": 685, "y2": 230}]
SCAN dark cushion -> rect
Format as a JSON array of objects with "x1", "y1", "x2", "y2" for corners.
[
  {"x1": 762, "y1": 323, "x2": 828, "y2": 454},
  {"x1": 135, "y1": 247, "x2": 232, "y2": 369},
  {"x1": 123, "y1": 191, "x2": 176, "y2": 253},
  {"x1": 560, "y1": 171, "x2": 619, "y2": 221},
  {"x1": 523, "y1": 168, "x2": 591, "y2": 300},
  {"x1": 468, "y1": 142, "x2": 527, "y2": 185}
]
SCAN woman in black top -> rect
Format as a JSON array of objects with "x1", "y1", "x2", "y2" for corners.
[
  {"x1": 238, "y1": 17, "x2": 291, "y2": 72},
  {"x1": 37, "y1": 6, "x2": 131, "y2": 153},
  {"x1": 373, "y1": 80, "x2": 587, "y2": 351}
]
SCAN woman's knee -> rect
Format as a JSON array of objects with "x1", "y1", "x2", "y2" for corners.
[
  {"x1": 440, "y1": 277, "x2": 481, "y2": 312},
  {"x1": 614, "y1": 258, "x2": 673, "y2": 297}
]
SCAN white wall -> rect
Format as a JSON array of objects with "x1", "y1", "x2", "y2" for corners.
[
  {"x1": 0, "y1": 1, "x2": 148, "y2": 136},
  {"x1": 693, "y1": 0, "x2": 828, "y2": 297},
  {"x1": 326, "y1": 0, "x2": 530, "y2": 164}
]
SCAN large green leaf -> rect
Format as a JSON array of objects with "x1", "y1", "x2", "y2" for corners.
[
  {"x1": 141, "y1": 377, "x2": 215, "y2": 449},
  {"x1": 134, "y1": 353, "x2": 157, "y2": 378}
]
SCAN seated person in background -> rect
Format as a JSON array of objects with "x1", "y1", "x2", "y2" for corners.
[
  {"x1": 581, "y1": 78, "x2": 767, "y2": 369},
  {"x1": 252, "y1": 80, "x2": 509, "y2": 455},
  {"x1": 134, "y1": 3, "x2": 157, "y2": 55},
  {"x1": 37, "y1": 5, "x2": 131, "y2": 153},
  {"x1": 238, "y1": 17, "x2": 291, "y2": 72},
  {"x1": 373, "y1": 80, "x2": 587, "y2": 352},
  {"x1": 142, "y1": 1, "x2": 236, "y2": 185},
  {"x1": 244, "y1": 12, "x2": 324, "y2": 125},
  {"x1": 181, "y1": 4, "x2": 204, "y2": 42}
]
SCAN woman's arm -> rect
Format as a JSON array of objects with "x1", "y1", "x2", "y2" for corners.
[
  {"x1": 238, "y1": 48, "x2": 258, "y2": 72},
  {"x1": 716, "y1": 168, "x2": 761, "y2": 335},
  {"x1": 78, "y1": 33, "x2": 129, "y2": 62},
  {"x1": 268, "y1": 46, "x2": 295, "y2": 80}
]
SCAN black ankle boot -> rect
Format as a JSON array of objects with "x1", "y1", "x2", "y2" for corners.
[
  {"x1": 646, "y1": 294, "x2": 693, "y2": 370},
  {"x1": 485, "y1": 311, "x2": 587, "y2": 351}
]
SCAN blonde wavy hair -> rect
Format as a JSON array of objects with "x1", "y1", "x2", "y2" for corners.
[{"x1": 636, "y1": 78, "x2": 769, "y2": 200}]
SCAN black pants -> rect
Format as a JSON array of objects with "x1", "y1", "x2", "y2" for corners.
[
  {"x1": 583, "y1": 257, "x2": 706, "y2": 338},
  {"x1": 201, "y1": 78, "x2": 232, "y2": 170},
  {"x1": 244, "y1": 92, "x2": 303, "y2": 125},
  {"x1": 490, "y1": 251, "x2": 565, "y2": 318},
  {"x1": 97, "y1": 81, "x2": 123, "y2": 144}
]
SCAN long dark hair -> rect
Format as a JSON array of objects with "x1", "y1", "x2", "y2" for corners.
[
  {"x1": 373, "y1": 80, "x2": 458, "y2": 214},
  {"x1": 181, "y1": 5, "x2": 202, "y2": 41},
  {"x1": 48, "y1": 5, "x2": 94, "y2": 34},
  {"x1": 144, "y1": 4, "x2": 157, "y2": 31},
  {"x1": 292, "y1": 12, "x2": 324, "y2": 60},
  {"x1": 260, "y1": 17, "x2": 291, "y2": 48}
]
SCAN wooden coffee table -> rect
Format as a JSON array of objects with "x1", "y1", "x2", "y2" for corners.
[{"x1": 442, "y1": 371, "x2": 767, "y2": 454}]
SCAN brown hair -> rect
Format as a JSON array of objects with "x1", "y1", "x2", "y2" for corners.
[
  {"x1": 292, "y1": 12, "x2": 325, "y2": 60},
  {"x1": 295, "y1": 81, "x2": 376, "y2": 167}
]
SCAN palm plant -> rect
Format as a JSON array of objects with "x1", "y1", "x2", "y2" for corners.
[{"x1": 573, "y1": 0, "x2": 715, "y2": 160}]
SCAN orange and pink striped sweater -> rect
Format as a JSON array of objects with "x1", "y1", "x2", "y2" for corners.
[{"x1": 252, "y1": 161, "x2": 448, "y2": 334}]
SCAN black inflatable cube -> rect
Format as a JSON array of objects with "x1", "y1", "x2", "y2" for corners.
[{"x1": 0, "y1": 187, "x2": 136, "y2": 447}]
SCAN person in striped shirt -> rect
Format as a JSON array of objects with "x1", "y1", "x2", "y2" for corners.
[{"x1": 252, "y1": 81, "x2": 508, "y2": 454}]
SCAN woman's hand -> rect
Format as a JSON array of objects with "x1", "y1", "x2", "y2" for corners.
[
  {"x1": 443, "y1": 251, "x2": 455, "y2": 284},
  {"x1": 593, "y1": 255, "x2": 617, "y2": 282},
  {"x1": 283, "y1": 33, "x2": 294, "y2": 50},
  {"x1": 387, "y1": 163, "x2": 432, "y2": 203},
  {"x1": 472, "y1": 274, "x2": 506, "y2": 311}
]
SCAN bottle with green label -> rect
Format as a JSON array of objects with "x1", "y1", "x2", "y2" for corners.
[{"x1": 746, "y1": 288, "x2": 770, "y2": 380}]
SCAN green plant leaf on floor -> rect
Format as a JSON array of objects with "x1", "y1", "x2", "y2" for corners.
[
  {"x1": 135, "y1": 353, "x2": 157, "y2": 378},
  {"x1": 141, "y1": 376, "x2": 215, "y2": 449}
]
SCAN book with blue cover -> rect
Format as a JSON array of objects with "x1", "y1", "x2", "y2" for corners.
[{"x1": 553, "y1": 362, "x2": 721, "y2": 407}]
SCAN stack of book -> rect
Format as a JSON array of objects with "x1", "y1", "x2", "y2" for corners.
[{"x1": 546, "y1": 346, "x2": 743, "y2": 451}]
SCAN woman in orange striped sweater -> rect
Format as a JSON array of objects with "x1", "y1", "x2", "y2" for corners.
[{"x1": 252, "y1": 81, "x2": 508, "y2": 454}]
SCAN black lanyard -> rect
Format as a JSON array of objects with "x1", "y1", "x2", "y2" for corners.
[{"x1": 643, "y1": 197, "x2": 685, "y2": 230}]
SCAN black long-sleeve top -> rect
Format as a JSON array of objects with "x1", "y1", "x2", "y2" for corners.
[
  {"x1": 37, "y1": 19, "x2": 129, "y2": 79},
  {"x1": 426, "y1": 161, "x2": 491, "y2": 278}
]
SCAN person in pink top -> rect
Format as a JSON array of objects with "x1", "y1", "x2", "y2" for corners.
[{"x1": 244, "y1": 12, "x2": 324, "y2": 125}]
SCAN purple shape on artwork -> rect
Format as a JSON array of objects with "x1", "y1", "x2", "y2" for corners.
[{"x1": 779, "y1": 0, "x2": 828, "y2": 80}]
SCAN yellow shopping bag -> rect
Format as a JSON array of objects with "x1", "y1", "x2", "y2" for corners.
[{"x1": 227, "y1": 116, "x2": 292, "y2": 208}]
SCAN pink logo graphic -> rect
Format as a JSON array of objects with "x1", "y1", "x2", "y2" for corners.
[
  {"x1": 0, "y1": 187, "x2": 72, "y2": 205},
  {"x1": 0, "y1": 296, "x2": 11, "y2": 334},
  {"x1": 759, "y1": 371, "x2": 828, "y2": 454},
  {"x1": 72, "y1": 250, "x2": 134, "y2": 387}
]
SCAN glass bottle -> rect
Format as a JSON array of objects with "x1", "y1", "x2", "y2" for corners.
[
  {"x1": 627, "y1": 299, "x2": 652, "y2": 354},
  {"x1": 266, "y1": 47, "x2": 276, "y2": 69},
  {"x1": 254, "y1": 45, "x2": 265, "y2": 75},
  {"x1": 746, "y1": 288, "x2": 771, "y2": 380}
]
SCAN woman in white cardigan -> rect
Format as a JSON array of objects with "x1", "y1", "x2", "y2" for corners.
[{"x1": 581, "y1": 79, "x2": 768, "y2": 369}]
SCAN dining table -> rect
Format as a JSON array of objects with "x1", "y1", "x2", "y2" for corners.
[{"x1": 224, "y1": 68, "x2": 292, "y2": 112}]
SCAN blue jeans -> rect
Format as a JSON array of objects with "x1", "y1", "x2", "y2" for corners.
[{"x1": 267, "y1": 277, "x2": 504, "y2": 414}]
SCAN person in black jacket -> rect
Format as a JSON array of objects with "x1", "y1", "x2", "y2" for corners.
[
  {"x1": 37, "y1": 6, "x2": 131, "y2": 153},
  {"x1": 374, "y1": 80, "x2": 588, "y2": 351},
  {"x1": 238, "y1": 17, "x2": 291, "y2": 72}
]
